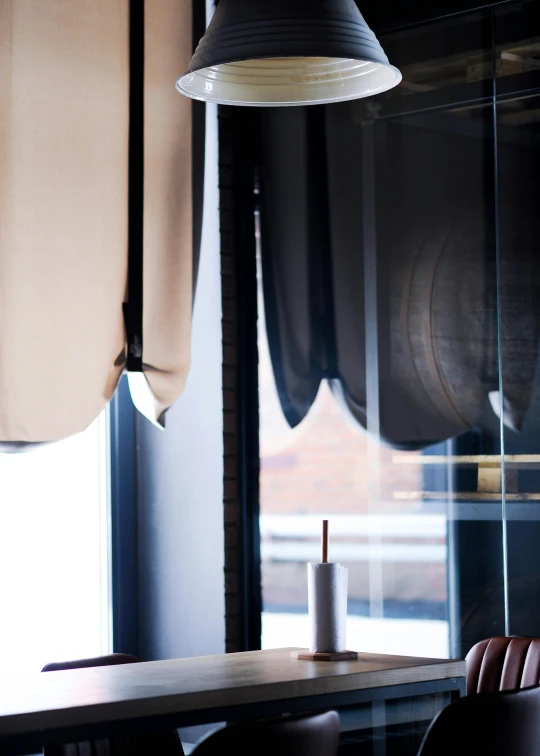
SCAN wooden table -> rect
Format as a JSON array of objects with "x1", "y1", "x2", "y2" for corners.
[{"x1": 0, "y1": 648, "x2": 466, "y2": 755}]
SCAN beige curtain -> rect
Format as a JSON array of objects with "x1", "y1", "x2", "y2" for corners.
[
  {"x1": 132, "y1": 0, "x2": 193, "y2": 427},
  {"x1": 0, "y1": 0, "x2": 193, "y2": 442}
]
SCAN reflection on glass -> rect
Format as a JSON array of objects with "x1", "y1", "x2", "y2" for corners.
[
  {"x1": 495, "y1": 1, "x2": 540, "y2": 640},
  {"x1": 259, "y1": 1, "x2": 540, "y2": 661},
  {"x1": 259, "y1": 335, "x2": 450, "y2": 657},
  {"x1": 371, "y1": 11, "x2": 493, "y2": 114}
]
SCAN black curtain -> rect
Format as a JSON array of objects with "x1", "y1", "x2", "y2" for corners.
[{"x1": 258, "y1": 102, "x2": 540, "y2": 449}]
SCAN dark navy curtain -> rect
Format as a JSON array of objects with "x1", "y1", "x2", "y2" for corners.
[{"x1": 258, "y1": 103, "x2": 540, "y2": 449}]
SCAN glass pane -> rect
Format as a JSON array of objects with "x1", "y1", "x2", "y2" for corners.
[
  {"x1": 369, "y1": 11, "x2": 493, "y2": 116},
  {"x1": 259, "y1": 9, "x2": 504, "y2": 660},
  {"x1": 495, "y1": 0, "x2": 540, "y2": 638},
  {"x1": 0, "y1": 413, "x2": 111, "y2": 675}
]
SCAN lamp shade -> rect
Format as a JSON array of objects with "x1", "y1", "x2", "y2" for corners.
[{"x1": 176, "y1": 0, "x2": 401, "y2": 106}]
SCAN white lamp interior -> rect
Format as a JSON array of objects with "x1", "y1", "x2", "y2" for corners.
[{"x1": 177, "y1": 57, "x2": 402, "y2": 106}]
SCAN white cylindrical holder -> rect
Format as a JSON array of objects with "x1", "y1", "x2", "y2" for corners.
[{"x1": 308, "y1": 562, "x2": 348, "y2": 653}]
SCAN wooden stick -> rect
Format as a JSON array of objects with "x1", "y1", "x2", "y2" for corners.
[{"x1": 322, "y1": 520, "x2": 328, "y2": 563}]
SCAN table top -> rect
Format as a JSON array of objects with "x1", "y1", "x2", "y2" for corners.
[{"x1": 0, "y1": 648, "x2": 466, "y2": 739}]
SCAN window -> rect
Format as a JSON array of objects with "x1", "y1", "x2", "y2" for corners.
[
  {"x1": 0, "y1": 412, "x2": 111, "y2": 676},
  {"x1": 258, "y1": 0, "x2": 540, "y2": 659},
  {"x1": 258, "y1": 277, "x2": 450, "y2": 657}
]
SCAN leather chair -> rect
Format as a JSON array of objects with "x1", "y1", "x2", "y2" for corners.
[
  {"x1": 41, "y1": 653, "x2": 185, "y2": 756},
  {"x1": 466, "y1": 636, "x2": 540, "y2": 694},
  {"x1": 418, "y1": 684, "x2": 540, "y2": 756},
  {"x1": 192, "y1": 711, "x2": 340, "y2": 756}
]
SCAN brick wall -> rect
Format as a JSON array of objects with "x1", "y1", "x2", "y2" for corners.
[
  {"x1": 260, "y1": 383, "x2": 425, "y2": 515},
  {"x1": 219, "y1": 107, "x2": 240, "y2": 653},
  {"x1": 219, "y1": 105, "x2": 261, "y2": 652}
]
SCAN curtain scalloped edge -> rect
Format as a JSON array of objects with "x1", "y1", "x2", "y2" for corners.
[{"x1": 127, "y1": 370, "x2": 165, "y2": 429}]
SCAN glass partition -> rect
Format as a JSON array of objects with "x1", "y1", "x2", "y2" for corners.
[
  {"x1": 495, "y1": 0, "x2": 540, "y2": 639},
  {"x1": 258, "y1": 0, "x2": 540, "y2": 659}
]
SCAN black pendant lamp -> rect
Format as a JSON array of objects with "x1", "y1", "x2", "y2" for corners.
[{"x1": 176, "y1": 0, "x2": 401, "y2": 107}]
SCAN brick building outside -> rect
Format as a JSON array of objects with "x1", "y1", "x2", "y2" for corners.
[{"x1": 259, "y1": 303, "x2": 448, "y2": 622}]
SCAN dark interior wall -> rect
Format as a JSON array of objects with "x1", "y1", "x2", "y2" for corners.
[{"x1": 136, "y1": 99, "x2": 224, "y2": 661}]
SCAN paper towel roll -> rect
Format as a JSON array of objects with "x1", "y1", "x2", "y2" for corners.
[{"x1": 308, "y1": 562, "x2": 348, "y2": 653}]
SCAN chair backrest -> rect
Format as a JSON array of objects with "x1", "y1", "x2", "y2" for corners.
[
  {"x1": 41, "y1": 653, "x2": 141, "y2": 673},
  {"x1": 466, "y1": 636, "x2": 540, "y2": 694},
  {"x1": 192, "y1": 711, "x2": 340, "y2": 756},
  {"x1": 42, "y1": 654, "x2": 184, "y2": 756},
  {"x1": 418, "y1": 684, "x2": 540, "y2": 756}
]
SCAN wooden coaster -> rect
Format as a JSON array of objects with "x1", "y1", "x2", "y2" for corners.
[{"x1": 290, "y1": 650, "x2": 359, "y2": 661}]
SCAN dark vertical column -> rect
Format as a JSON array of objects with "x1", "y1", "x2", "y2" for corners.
[
  {"x1": 191, "y1": 0, "x2": 206, "y2": 291},
  {"x1": 219, "y1": 105, "x2": 262, "y2": 652},
  {"x1": 123, "y1": 0, "x2": 145, "y2": 373},
  {"x1": 110, "y1": 377, "x2": 139, "y2": 656},
  {"x1": 110, "y1": 0, "x2": 145, "y2": 654}
]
